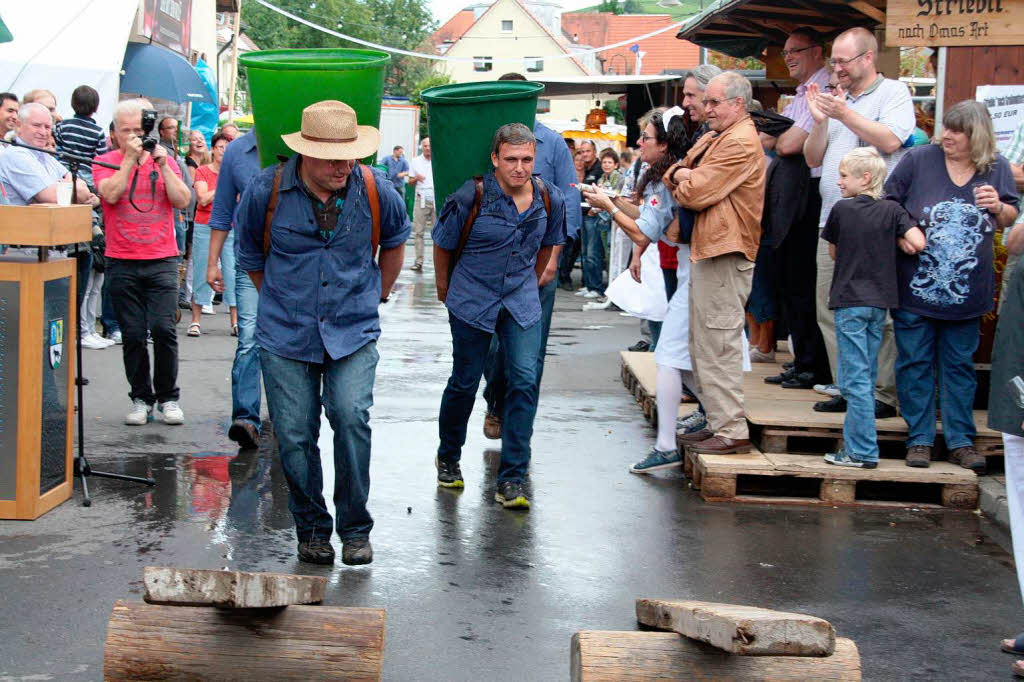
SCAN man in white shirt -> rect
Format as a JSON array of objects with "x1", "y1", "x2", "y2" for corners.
[
  {"x1": 408, "y1": 137, "x2": 434, "y2": 272},
  {"x1": 804, "y1": 26, "x2": 916, "y2": 417}
]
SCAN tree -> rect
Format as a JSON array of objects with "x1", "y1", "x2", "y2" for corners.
[
  {"x1": 622, "y1": 0, "x2": 642, "y2": 13},
  {"x1": 409, "y1": 72, "x2": 453, "y2": 137},
  {"x1": 241, "y1": 0, "x2": 437, "y2": 97}
]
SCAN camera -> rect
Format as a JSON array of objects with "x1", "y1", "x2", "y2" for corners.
[{"x1": 141, "y1": 109, "x2": 159, "y2": 153}]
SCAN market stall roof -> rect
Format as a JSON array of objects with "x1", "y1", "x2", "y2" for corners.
[
  {"x1": 523, "y1": 73, "x2": 683, "y2": 99},
  {"x1": 675, "y1": 0, "x2": 885, "y2": 58}
]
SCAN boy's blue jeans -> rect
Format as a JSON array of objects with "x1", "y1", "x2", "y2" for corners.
[
  {"x1": 892, "y1": 309, "x2": 979, "y2": 450},
  {"x1": 259, "y1": 343, "x2": 378, "y2": 543},
  {"x1": 439, "y1": 309, "x2": 542, "y2": 484},
  {"x1": 835, "y1": 306, "x2": 886, "y2": 461}
]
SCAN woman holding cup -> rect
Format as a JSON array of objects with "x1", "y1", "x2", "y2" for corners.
[{"x1": 884, "y1": 100, "x2": 1019, "y2": 471}]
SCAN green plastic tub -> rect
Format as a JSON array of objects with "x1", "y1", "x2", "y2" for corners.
[
  {"x1": 239, "y1": 48, "x2": 390, "y2": 168},
  {"x1": 421, "y1": 81, "x2": 545, "y2": 207}
]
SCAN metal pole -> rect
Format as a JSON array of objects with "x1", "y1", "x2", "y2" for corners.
[
  {"x1": 227, "y1": 9, "x2": 241, "y2": 122},
  {"x1": 934, "y1": 46, "x2": 947, "y2": 136}
]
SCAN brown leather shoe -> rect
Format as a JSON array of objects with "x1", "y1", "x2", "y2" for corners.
[
  {"x1": 678, "y1": 428, "x2": 713, "y2": 444},
  {"x1": 483, "y1": 413, "x2": 502, "y2": 440},
  {"x1": 693, "y1": 436, "x2": 751, "y2": 454},
  {"x1": 905, "y1": 445, "x2": 932, "y2": 468},
  {"x1": 949, "y1": 445, "x2": 986, "y2": 474}
]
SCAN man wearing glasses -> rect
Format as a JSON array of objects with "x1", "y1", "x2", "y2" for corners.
[
  {"x1": 667, "y1": 72, "x2": 767, "y2": 454},
  {"x1": 803, "y1": 26, "x2": 915, "y2": 418},
  {"x1": 762, "y1": 28, "x2": 831, "y2": 392}
]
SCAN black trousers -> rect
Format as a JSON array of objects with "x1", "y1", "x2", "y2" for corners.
[
  {"x1": 778, "y1": 178, "x2": 829, "y2": 381},
  {"x1": 108, "y1": 257, "x2": 180, "y2": 405}
]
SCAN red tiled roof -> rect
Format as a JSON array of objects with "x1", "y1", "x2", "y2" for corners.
[
  {"x1": 561, "y1": 12, "x2": 699, "y2": 76},
  {"x1": 430, "y1": 9, "x2": 476, "y2": 50}
]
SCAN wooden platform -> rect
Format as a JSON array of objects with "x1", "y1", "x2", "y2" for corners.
[
  {"x1": 621, "y1": 351, "x2": 1003, "y2": 460},
  {"x1": 690, "y1": 446, "x2": 978, "y2": 509}
]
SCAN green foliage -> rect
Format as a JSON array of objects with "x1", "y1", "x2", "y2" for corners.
[
  {"x1": 409, "y1": 72, "x2": 453, "y2": 137},
  {"x1": 240, "y1": 0, "x2": 437, "y2": 97},
  {"x1": 622, "y1": 0, "x2": 641, "y2": 13},
  {"x1": 602, "y1": 98, "x2": 623, "y2": 122},
  {"x1": 708, "y1": 50, "x2": 762, "y2": 71}
]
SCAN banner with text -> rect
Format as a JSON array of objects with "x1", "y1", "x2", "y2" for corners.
[
  {"x1": 975, "y1": 84, "x2": 1024, "y2": 152},
  {"x1": 886, "y1": 0, "x2": 1024, "y2": 47}
]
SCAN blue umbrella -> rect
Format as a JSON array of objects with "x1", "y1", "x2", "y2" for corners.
[{"x1": 120, "y1": 42, "x2": 215, "y2": 104}]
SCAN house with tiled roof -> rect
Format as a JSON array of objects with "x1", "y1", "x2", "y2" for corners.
[
  {"x1": 561, "y1": 12, "x2": 700, "y2": 76},
  {"x1": 434, "y1": 0, "x2": 595, "y2": 120},
  {"x1": 431, "y1": 9, "x2": 476, "y2": 54}
]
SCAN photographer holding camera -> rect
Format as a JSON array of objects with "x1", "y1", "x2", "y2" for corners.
[{"x1": 93, "y1": 99, "x2": 191, "y2": 427}]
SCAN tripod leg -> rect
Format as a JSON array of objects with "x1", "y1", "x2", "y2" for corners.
[
  {"x1": 77, "y1": 461, "x2": 92, "y2": 507},
  {"x1": 88, "y1": 470, "x2": 156, "y2": 486}
]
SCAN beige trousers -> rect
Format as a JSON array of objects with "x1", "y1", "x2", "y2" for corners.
[
  {"x1": 412, "y1": 199, "x2": 436, "y2": 266},
  {"x1": 815, "y1": 231, "x2": 899, "y2": 406},
  {"x1": 689, "y1": 253, "x2": 755, "y2": 440}
]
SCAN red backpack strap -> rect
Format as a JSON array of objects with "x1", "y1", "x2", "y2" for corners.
[
  {"x1": 359, "y1": 164, "x2": 381, "y2": 258},
  {"x1": 262, "y1": 162, "x2": 285, "y2": 256},
  {"x1": 450, "y1": 176, "x2": 484, "y2": 278}
]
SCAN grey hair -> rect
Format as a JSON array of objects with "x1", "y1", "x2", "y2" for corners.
[
  {"x1": 113, "y1": 99, "x2": 145, "y2": 128},
  {"x1": 18, "y1": 102, "x2": 51, "y2": 123},
  {"x1": 491, "y1": 122, "x2": 536, "y2": 155},
  {"x1": 683, "y1": 63, "x2": 724, "y2": 91},
  {"x1": 711, "y1": 72, "x2": 753, "y2": 106}
]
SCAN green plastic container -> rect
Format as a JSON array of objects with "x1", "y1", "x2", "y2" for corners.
[
  {"x1": 239, "y1": 48, "x2": 390, "y2": 168},
  {"x1": 421, "y1": 81, "x2": 545, "y2": 207}
]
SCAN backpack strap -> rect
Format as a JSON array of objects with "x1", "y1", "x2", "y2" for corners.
[
  {"x1": 359, "y1": 164, "x2": 381, "y2": 258},
  {"x1": 449, "y1": 176, "x2": 484, "y2": 278},
  {"x1": 262, "y1": 162, "x2": 285, "y2": 255},
  {"x1": 533, "y1": 176, "x2": 551, "y2": 216}
]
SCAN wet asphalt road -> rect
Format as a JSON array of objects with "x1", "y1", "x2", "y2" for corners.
[{"x1": 1, "y1": 253, "x2": 1022, "y2": 681}]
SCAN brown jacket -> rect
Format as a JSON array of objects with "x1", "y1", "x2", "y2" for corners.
[{"x1": 672, "y1": 114, "x2": 765, "y2": 262}]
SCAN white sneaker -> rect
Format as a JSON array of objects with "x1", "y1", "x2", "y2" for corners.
[
  {"x1": 158, "y1": 401, "x2": 185, "y2": 425},
  {"x1": 80, "y1": 334, "x2": 108, "y2": 350},
  {"x1": 201, "y1": 304, "x2": 216, "y2": 315},
  {"x1": 109, "y1": 330, "x2": 123, "y2": 344},
  {"x1": 813, "y1": 383, "x2": 841, "y2": 397},
  {"x1": 573, "y1": 288, "x2": 588, "y2": 296},
  {"x1": 90, "y1": 333, "x2": 115, "y2": 347},
  {"x1": 583, "y1": 290, "x2": 600, "y2": 298},
  {"x1": 125, "y1": 399, "x2": 152, "y2": 425}
]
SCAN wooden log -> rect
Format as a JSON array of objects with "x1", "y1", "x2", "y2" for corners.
[
  {"x1": 821, "y1": 480, "x2": 856, "y2": 505},
  {"x1": 570, "y1": 631, "x2": 860, "y2": 682},
  {"x1": 942, "y1": 483, "x2": 980, "y2": 510},
  {"x1": 635, "y1": 599, "x2": 836, "y2": 656},
  {"x1": 104, "y1": 601, "x2": 385, "y2": 681},
  {"x1": 700, "y1": 472, "x2": 737, "y2": 500},
  {"x1": 144, "y1": 567, "x2": 327, "y2": 608}
]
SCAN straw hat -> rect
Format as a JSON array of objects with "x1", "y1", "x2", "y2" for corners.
[{"x1": 281, "y1": 100, "x2": 380, "y2": 160}]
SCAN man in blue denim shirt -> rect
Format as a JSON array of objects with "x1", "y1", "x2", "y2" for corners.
[
  {"x1": 205, "y1": 131, "x2": 262, "y2": 450},
  {"x1": 481, "y1": 73, "x2": 581, "y2": 442},
  {"x1": 432, "y1": 123, "x2": 567, "y2": 509},
  {"x1": 235, "y1": 101, "x2": 409, "y2": 565}
]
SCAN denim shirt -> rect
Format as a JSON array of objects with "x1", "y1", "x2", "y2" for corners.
[
  {"x1": 236, "y1": 155, "x2": 411, "y2": 362},
  {"x1": 433, "y1": 172, "x2": 566, "y2": 332},
  {"x1": 209, "y1": 131, "x2": 261, "y2": 259},
  {"x1": 534, "y1": 121, "x2": 581, "y2": 240}
]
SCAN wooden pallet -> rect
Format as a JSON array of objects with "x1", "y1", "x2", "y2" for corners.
[
  {"x1": 693, "y1": 447, "x2": 978, "y2": 509},
  {"x1": 620, "y1": 352, "x2": 697, "y2": 426}
]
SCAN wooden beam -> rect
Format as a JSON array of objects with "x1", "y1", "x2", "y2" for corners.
[
  {"x1": 846, "y1": 0, "x2": 886, "y2": 24},
  {"x1": 143, "y1": 567, "x2": 327, "y2": 608},
  {"x1": 741, "y1": 3, "x2": 821, "y2": 17}
]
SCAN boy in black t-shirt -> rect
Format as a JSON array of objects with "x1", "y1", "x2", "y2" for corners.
[{"x1": 822, "y1": 148, "x2": 926, "y2": 468}]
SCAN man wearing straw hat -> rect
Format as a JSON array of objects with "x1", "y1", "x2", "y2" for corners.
[{"x1": 236, "y1": 100, "x2": 410, "y2": 566}]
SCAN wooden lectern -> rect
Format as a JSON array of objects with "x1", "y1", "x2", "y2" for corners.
[{"x1": 0, "y1": 204, "x2": 91, "y2": 519}]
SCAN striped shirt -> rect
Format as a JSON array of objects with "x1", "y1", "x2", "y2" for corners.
[
  {"x1": 782, "y1": 67, "x2": 830, "y2": 179},
  {"x1": 54, "y1": 115, "x2": 105, "y2": 187}
]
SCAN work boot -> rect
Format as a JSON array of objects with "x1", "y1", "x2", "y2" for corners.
[
  {"x1": 297, "y1": 538, "x2": 335, "y2": 565},
  {"x1": 435, "y1": 456, "x2": 465, "y2": 489},
  {"x1": 342, "y1": 538, "x2": 373, "y2": 566},
  {"x1": 228, "y1": 419, "x2": 260, "y2": 450},
  {"x1": 905, "y1": 445, "x2": 932, "y2": 468},
  {"x1": 483, "y1": 412, "x2": 502, "y2": 440},
  {"x1": 949, "y1": 445, "x2": 986, "y2": 474}
]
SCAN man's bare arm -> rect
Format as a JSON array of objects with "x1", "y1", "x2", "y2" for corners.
[
  {"x1": 378, "y1": 244, "x2": 404, "y2": 300},
  {"x1": 434, "y1": 245, "x2": 452, "y2": 302},
  {"x1": 775, "y1": 126, "x2": 810, "y2": 157}
]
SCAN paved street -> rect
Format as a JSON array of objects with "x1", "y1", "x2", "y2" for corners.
[{"x1": 0, "y1": 254, "x2": 1021, "y2": 681}]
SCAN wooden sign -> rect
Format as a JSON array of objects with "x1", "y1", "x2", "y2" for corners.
[{"x1": 886, "y1": 0, "x2": 1024, "y2": 47}]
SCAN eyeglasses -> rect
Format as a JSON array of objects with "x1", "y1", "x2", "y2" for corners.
[
  {"x1": 701, "y1": 97, "x2": 739, "y2": 108},
  {"x1": 780, "y1": 45, "x2": 815, "y2": 58},
  {"x1": 640, "y1": 133, "x2": 655, "y2": 141},
  {"x1": 824, "y1": 84, "x2": 838, "y2": 93},
  {"x1": 829, "y1": 51, "x2": 867, "y2": 67}
]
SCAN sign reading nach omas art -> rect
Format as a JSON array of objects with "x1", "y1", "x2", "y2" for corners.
[{"x1": 886, "y1": 0, "x2": 1024, "y2": 47}]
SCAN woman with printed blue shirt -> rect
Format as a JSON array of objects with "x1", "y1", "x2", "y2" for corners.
[
  {"x1": 583, "y1": 108, "x2": 722, "y2": 473},
  {"x1": 884, "y1": 100, "x2": 1020, "y2": 472}
]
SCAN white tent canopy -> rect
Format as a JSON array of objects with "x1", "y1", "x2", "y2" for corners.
[{"x1": 0, "y1": 0, "x2": 138, "y2": 130}]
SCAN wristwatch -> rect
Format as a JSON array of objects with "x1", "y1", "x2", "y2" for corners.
[{"x1": 610, "y1": 206, "x2": 621, "y2": 218}]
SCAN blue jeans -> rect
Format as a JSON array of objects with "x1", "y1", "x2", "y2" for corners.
[
  {"x1": 191, "y1": 224, "x2": 237, "y2": 307},
  {"x1": 581, "y1": 214, "x2": 605, "y2": 293},
  {"x1": 232, "y1": 258, "x2": 261, "y2": 429},
  {"x1": 835, "y1": 306, "x2": 886, "y2": 460},
  {"x1": 892, "y1": 309, "x2": 979, "y2": 449},
  {"x1": 439, "y1": 309, "x2": 542, "y2": 484},
  {"x1": 484, "y1": 278, "x2": 556, "y2": 416},
  {"x1": 259, "y1": 342, "x2": 378, "y2": 542}
]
